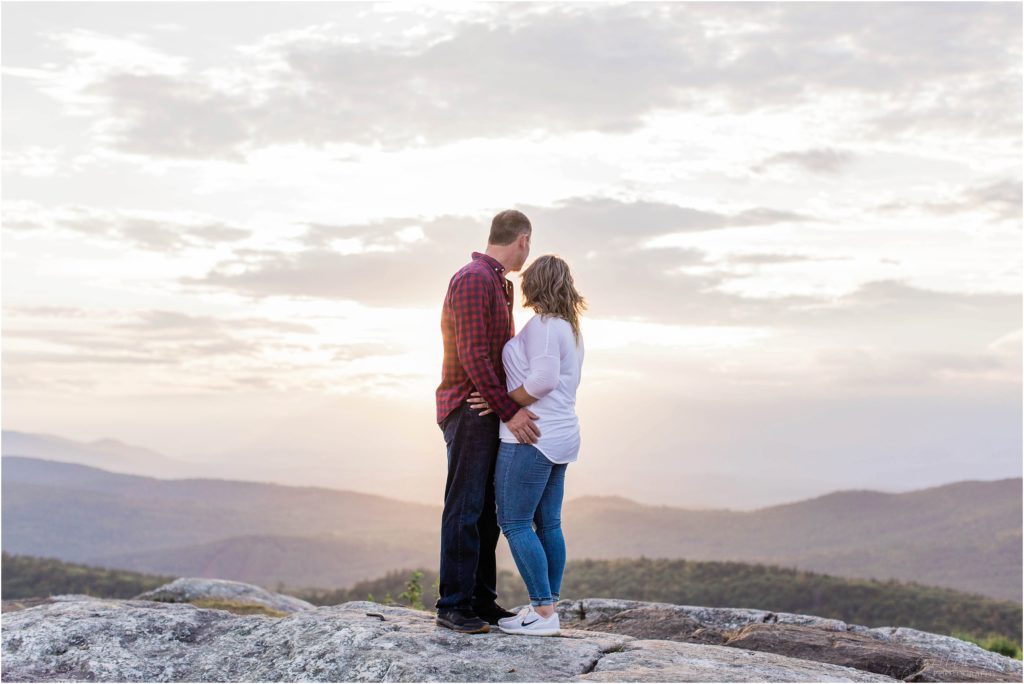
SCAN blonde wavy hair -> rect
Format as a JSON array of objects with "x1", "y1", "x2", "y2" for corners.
[{"x1": 520, "y1": 254, "x2": 587, "y2": 346}]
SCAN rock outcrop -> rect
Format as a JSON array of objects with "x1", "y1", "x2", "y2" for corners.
[
  {"x1": 2, "y1": 579, "x2": 1020, "y2": 682},
  {"x1": 556, "y1": 598, "x2": 1022, "y2": 682},
  {"x1": 134, "y1": 577, "x2": 316, "y2": 614}
]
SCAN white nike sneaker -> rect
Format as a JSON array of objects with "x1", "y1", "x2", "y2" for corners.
[
  {"x1": 497, "y1": 606, "x2": 530, "y2": 629},
  {"x1": 497, "y1": 604, "x2": 560, "y2": 636}
]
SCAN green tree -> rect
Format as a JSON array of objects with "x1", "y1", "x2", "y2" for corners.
[{"x1": 399, "y1": 570, "x2": 425, "y2": 610}]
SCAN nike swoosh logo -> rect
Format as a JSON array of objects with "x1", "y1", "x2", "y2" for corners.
[{"x1": 521, "y1": 618, "x2": 539, "y2": 626}]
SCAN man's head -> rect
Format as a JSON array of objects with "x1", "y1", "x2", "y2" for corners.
[{"x1": 486, "y1": 209, "x2": 532, "y2": 272}]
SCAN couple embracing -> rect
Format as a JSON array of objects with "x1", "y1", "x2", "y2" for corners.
[{"x1": 434, "y1": 209, "x2": 586, "y2": 637}]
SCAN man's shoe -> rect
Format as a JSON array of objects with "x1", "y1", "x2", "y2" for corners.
[
  {"x1": 435, "y1": 607, "x2": 490, "y2": 634},
  {"x1": 472, "y1": 601, "x2": 517, "y2": 625}
]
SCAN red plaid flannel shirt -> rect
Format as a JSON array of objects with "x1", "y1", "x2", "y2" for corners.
[{"x1": 436, "y1": 251, "x2": 522, "y2": 425}]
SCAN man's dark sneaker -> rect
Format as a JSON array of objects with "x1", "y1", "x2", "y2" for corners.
[
  {"x1": 471, "y1": 602, "x2": 517, "y2": 625},
  {"x1": 436, "y1": 607, "x2": 490, "y2": 633}
]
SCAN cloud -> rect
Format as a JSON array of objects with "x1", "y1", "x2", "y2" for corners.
[
  {"x1": 169, "y1": 197, "x2": 1021, "y2": 364},
  {"x1": 519, "y1": 197, "x2": 814, "y2": 252},
  {"x1": 2, "y1": 202, "x2": 252, "y2": 251},
  {"x1": 328, "y1": 342, "x2": 406, "y2": 362},
  {"x1": 723, "y1": 252, "x2": 852, "y2": 265},
  {"x1": 2, "y1": 303, "x2": 418, "y2": 397},
  {"x1": 876, "y1": 177, "x2": 1023, "y2": 223},
  {"x1": 22, "y1": 2, "x2": 1019, "y2": 159},
  {"x1": 114, "y1": 310, "x2": 317, "y2": 336},
  {"x1": 752, "y1": 148, "x2": 855, "y2": 176},
  {"x1": 3, "y1": 308, "x2": 311, "y2": 363},
  {"x1": 178, "y1": 195, "x2": 814, "y2": 310},
  {"x1": 862, "y1": 73, "x2": 1022, "y2": 140},
  {"x1": 0, "y1": 145, "x2": 93, "y2": 178},
  {"x1": 812, "y1": 346, "x2": 1019, "y2": 388}
]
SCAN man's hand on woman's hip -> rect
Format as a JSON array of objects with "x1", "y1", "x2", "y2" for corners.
[
  {"x1": 507, "y1": 407, "x2": 541, "y2": 444},
  {"x1": 467, "y1": 391, "x2": 540, "y2": 444}
]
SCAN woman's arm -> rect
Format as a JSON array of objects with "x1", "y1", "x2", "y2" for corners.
[
  {"x1": 468, "y1": 318, "x2": 562, "y2": 414},
  {"x1": 509, "y1": 383, "x2": 540, "y2": 406},
  {"x1": 519, "y1": 317, "x2": 560, "y2": 401},
  {"x1": 468, "y1": 383, "x2": 538, "y2": 413}
]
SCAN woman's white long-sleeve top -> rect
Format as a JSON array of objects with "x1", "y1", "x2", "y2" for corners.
[{"x1": 498, "y1": 313, "x2": 584, "y2": 464}]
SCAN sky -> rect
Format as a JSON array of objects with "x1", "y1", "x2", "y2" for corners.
[{"x1": 2, "y1": 1, "x2": 1021, "y2": 510}]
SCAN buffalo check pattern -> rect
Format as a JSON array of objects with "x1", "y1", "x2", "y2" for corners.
[{"x1": 436, "y1": 251, "x2": 521, "y2": 425}]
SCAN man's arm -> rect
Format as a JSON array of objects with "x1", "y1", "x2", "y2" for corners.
[{"x1": 451, "y1": 273, "x2": 522, "y2": 422}]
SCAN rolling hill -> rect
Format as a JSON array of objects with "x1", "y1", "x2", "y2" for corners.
[{"x1": 2, "y1": 455, "x2": 1019, "y2": 602}]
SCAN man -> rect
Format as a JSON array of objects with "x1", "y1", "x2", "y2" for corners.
[{"x1": 434, "y1": 209, "x2": 542, "y2": 634}]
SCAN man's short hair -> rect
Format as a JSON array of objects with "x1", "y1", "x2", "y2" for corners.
[{"x1": 488, "y1": 209, "x2": 532, "y2": 246}]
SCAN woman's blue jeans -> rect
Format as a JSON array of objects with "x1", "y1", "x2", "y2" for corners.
[{"x1": 495, "y1": 441, "x2": 568, "y2": 607}]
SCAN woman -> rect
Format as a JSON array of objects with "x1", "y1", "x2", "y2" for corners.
[{"x1": 467, "y1": 254, "x2": 586, "y2": 637}]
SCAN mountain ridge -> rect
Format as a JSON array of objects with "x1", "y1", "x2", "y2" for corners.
[
  {"x1": 5, "y1": 428, "x2": 1020, "y2": 512},
  {"x1": 4, "y1": 455, "x2": 1019, "y2": 602},
  {"x1": 4, "y1": 452, "x2": 1018, "y2": 515}
]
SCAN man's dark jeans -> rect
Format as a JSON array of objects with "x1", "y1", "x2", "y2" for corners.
[{"x1": 436, "y1": 401, "x2": 501, "y2": 611}]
